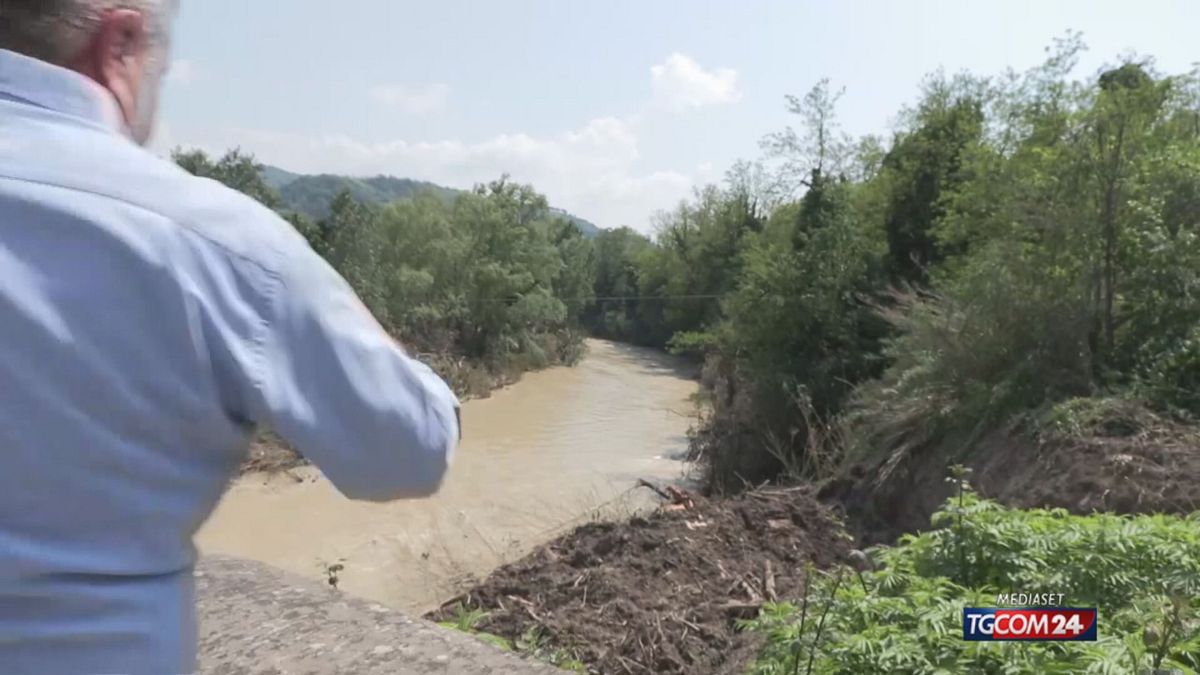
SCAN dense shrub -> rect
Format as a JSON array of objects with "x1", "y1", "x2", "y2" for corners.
[{"x1": 749, "y1": 489, "x2": 1200, "y2": 674}]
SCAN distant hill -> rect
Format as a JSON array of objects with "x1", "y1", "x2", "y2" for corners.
[
  {"x1": 274, "y1": 174, "x2": 458, "y2": 220},
  {"x1": 260, "y1": 165, "x2": 302, "y2": 190},
  {"x1": 261, "y1": 165, "x2": 603, "y2": 237},
  {"x1": 549, "y1": 207, "x2": 602, "y2": 238}
]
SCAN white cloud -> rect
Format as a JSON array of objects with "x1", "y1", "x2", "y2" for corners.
[
  {"x1": 651, "y1": 52, "x2": 741, "y2": 111},
  {"x1": 180, "y1": 117, "x2": 712, "y2": 233},
  {"x1": 171, "y1": 54, "x2": 740, "y2": 231},
  {"x1": 369, "y1": 83, "x2": 452, "y2": 114},
  {"x1": 166, "y1": 59, "x2": 196, "y2": 86}
]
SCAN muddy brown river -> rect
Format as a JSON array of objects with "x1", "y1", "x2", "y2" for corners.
[{"x1": 196, "y1": 340, "x2": 698, "y2": 614}]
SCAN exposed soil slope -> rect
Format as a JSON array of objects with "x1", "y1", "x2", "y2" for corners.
[{"x1": 828, "y1": 404, "x2": 1200, "y2": 543}]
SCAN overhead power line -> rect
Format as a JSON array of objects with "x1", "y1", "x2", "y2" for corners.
[{"x1": 466, "y1": 294, "x2": 727, "y2": 303}]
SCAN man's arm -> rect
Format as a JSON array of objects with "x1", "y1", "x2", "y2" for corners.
[{"x1": 246, "y1": 239, "x2": 460, "y2": 501}]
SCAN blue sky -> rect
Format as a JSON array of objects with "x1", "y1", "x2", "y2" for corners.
[{"x1": 158, "y1": 0, "x2": 1200, "y2": 232}]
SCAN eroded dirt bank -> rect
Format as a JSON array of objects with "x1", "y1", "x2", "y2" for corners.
[{"x1": 826, "y1": 404, "x2": 1200, "y2": 544}]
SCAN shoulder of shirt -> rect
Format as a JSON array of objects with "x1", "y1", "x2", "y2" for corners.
[
  {"x1": 103, "y1": 144, "x2": 308, "y2": 277},
  {"x1": 149, "y1": 162, "x2": 308, "y2": 277},
  {"x1": 0, "y1": 111, "x2": 312, "y2": 278}
]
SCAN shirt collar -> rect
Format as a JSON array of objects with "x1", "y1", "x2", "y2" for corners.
[{"x1": 0, "y1": 48, "x2": 125, "y2": 133}]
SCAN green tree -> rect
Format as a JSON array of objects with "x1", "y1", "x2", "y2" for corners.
[{"x1": 879, "y1": 75, "x2": 985, "y2": 282}]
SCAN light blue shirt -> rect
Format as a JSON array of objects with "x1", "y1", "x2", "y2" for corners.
[{"x1": 0, "y1": 50, "x2": 460, "y2": 674}]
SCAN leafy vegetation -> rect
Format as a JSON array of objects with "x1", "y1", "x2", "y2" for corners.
[
  {"x1": 748, "y1": 485, "x2": 1200, "y2": 674},
  {"x1": 436, "y1": 604, "x2": 511, "y2": 651}
]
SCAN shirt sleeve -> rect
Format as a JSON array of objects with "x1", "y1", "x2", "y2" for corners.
[{"x1": 249, "y1": 239, "x2": 460, "y2": 501}]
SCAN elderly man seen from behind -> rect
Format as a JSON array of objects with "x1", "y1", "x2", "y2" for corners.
[{"x1": 0, "y1": 2, "x2": 462, "y2": 673}]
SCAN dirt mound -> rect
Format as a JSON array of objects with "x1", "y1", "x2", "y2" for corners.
[
  {"x1": 426, "y1": 486, "x2": 852, "y2": 675},
  {"x1": 981, "y1": 414, "x2": 1200, "y2": 515},
  {"x1": 828, "y1": 404, "x2": 1200, "y2": 544}
]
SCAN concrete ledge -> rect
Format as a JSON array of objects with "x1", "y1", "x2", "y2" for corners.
[{"x1": 197, "y1": 556, "x2": 559, "y2": 675}]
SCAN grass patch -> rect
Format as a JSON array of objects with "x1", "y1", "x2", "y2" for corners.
[{"x1": 437, "y1": 604, "x2": 585, "y2": 672}]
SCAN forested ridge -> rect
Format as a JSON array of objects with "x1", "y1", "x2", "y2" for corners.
[{"x1": 179, "y1": 36, "x2": 1200, "y2": 494}]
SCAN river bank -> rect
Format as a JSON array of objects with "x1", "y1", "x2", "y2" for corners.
[{"x1": 197, "y1": 339, "x2": 700, "y2": 614}]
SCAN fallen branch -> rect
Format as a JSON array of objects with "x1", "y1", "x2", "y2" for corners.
[
  {"x1": 636, "y1": 479, "x2": 673, "y2": 501},
  {"x1": 739, "y1": 576, "x2": 763, "y2": 603},
  {"x1": 617, "y1": 655, "x2": 652, "y2": 673},
  {"x1": 720, "y1": 601, "x2": 763, "y2": 619},
  {"x1": 636, "y1": 479, "x2": 695, "y2": 509},
  {"x1": 505, "y1": 594, "x2": 544, "y2": 623},
  {"x1": 671, "y1": 614, "x2": 703, "y2": 633}
]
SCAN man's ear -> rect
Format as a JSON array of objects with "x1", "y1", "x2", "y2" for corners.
[{"x1": 74, "y1": 9, "x2": 149, "y2": 125}]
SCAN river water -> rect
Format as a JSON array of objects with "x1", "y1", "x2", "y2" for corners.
[{"x1": 196, "y1": 340, "x2": 699, "y2": 614}]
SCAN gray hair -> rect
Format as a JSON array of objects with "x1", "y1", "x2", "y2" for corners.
[{"x1": 0, "y1": 0, "x2": 177, "y2": 65}]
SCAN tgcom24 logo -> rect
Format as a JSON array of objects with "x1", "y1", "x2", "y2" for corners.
[{"x1": 962, "y1": 607, "x2": 1099, "y2": 642}]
